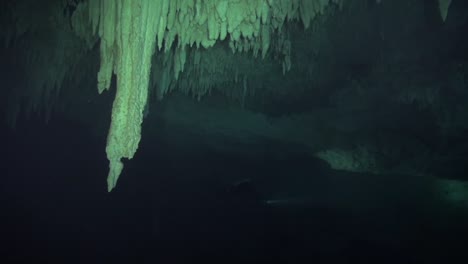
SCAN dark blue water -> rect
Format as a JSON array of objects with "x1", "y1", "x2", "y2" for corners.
[{"x1": 2, "y1": 116, "x2": 468, "y2": 264}]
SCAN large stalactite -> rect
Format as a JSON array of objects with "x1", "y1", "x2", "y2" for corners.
[{"x1": 89, "y1": 1, "x2": 159, "y2": 191}]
